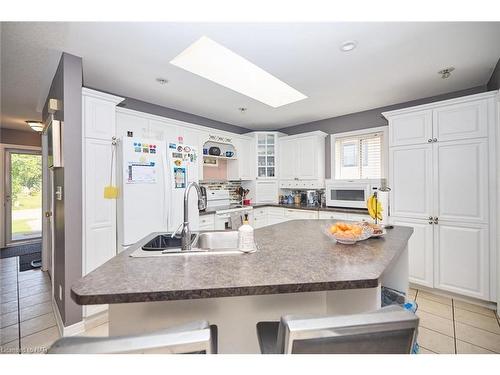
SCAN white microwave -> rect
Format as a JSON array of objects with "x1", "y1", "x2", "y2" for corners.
[{"x1": 325, "y1": 180, "x2": 379, "y2": 209}]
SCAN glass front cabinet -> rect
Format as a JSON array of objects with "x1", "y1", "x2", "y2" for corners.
[{"x1": 256, "y1": 132, "x2": 278, "y2": 179}]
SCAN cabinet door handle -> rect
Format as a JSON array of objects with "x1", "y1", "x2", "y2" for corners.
[
  {"x1": 428, "y1": 216, "x2": 433, "y2": 224},
  {"x1": 427, "y1": 139, "x2": 433, "y2": 143},
  {"x1": 433, "y1": 138, "x2": 438, "y2": 142},
  {"x1": 433, "y1": 217, "x2": 439, "y2": 224}
]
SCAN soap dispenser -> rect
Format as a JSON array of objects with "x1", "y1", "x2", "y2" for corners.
[{"x1": 238, "y1": 214, "x2": 255, "y2": 253}]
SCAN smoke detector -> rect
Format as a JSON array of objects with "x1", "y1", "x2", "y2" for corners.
[
  {"x1": 156, "y1": 78, "x2": 169, "y2": 85},
  {"x1": 238, "y1": 107, "x2": 247, "y2": 113},
  {"x1": 438, "y1": 67, "x2": 455, "y2": 79}
]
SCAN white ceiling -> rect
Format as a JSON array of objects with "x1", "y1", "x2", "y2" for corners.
[{"x1": 1, "y1": 22, "x2": 500, "y2": 131}]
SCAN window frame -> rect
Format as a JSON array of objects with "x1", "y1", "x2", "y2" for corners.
[{"x1": 330, "y1": 126, "x2": 388, "y2": 182}]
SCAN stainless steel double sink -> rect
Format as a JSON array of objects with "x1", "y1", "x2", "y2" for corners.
[{"x1": 130, "y1": 231, "x2": 256, "y2": 257}]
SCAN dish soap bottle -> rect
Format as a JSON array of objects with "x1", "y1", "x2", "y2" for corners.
[{"x1": 238, "y1": 214, "x2": 255, "y2": 253}]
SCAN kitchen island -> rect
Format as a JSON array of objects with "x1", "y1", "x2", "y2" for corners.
[{"x1": 72, "y1": 220, "x2": 413, "y2": 353}]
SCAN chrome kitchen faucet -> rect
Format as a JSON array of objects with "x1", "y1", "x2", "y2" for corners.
[{"x1": 172, "y1": 182, "x2": 206, "y2": 251}]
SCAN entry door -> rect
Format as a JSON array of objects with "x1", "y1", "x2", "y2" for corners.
[
  {"x1": 4, "y1": 149, "x2": 42, "y2": 245},
  {"x1": 41, "y1": 133, "x2": 53, "y2": 274}
]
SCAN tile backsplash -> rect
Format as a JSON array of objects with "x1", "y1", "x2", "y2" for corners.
[{"x1": 200, "y1": 180, "x2": 243, "y2": 203}]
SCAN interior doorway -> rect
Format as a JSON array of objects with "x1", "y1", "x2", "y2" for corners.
[{"x1": 4, "y1": 149, "x2": 43, "y2": 245}]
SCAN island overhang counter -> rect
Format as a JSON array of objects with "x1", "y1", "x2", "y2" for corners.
[{"x1": 72, "y1": 220, "x2": 413, "y2": 353}]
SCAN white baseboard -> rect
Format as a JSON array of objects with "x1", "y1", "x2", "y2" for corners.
[
  {"x1": 410, "y1": 283, "x2": 498, "y2": 310},
  {"x1": 51, "y1": 298, "x2": 85, "y2": 337}
]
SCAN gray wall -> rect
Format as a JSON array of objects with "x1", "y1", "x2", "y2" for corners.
[
  {"x1": 0, "y1": 128, "x2": 41, "y2": 147},
  {"x1": 43, "y1": 52, "x2": 83, "y2": 326},
  {"x1": 87, "y1": 91, "x2": 252, "y2": 135},
  {"x1": 280, "y1": 85, "x2": 488, "y2": 179},
  {"x1": 487, "y1": 57, "x2": 500, "y2": 91},
  {"x1": 282, "y1": 85, "x2": 487, "y2": 136}
]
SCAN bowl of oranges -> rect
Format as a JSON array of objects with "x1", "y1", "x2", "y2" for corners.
[{"x1": 325, "y1": 222, "x2": 374, "y2": 245}]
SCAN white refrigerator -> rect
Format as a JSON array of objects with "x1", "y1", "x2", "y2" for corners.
[{"x1": 117, "y1": 137, "x2": 200, "y2": 251}]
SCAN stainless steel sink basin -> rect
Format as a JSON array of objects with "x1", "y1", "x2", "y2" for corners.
[
  {"x1": 141, "y1": 234, "x2": 197, "y2": 251},
  {"x1": 130, "y1": 231, "x2": 256, "y2": 257},
  {"x1": 196, "y1": 231, "x2": 239, "y2": 250}
]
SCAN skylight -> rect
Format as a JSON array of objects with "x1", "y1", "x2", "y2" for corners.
[{"x1": 170, "y1": 36, "x2": 307, "y2": 108}]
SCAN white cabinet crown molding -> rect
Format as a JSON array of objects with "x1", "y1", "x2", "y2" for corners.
[
  {"x1": 116, "y1": 107, "x2": 243, "y2": 141},
  {"x1": 382, "y1": 91, "x2": 498, "y2": 119},
  {"x1": 82, "y1": 87, "x2": 124, "y2": 104}
]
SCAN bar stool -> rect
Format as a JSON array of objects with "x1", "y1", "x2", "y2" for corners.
[
  {"x1": 256, "y1": 306, "x2": 419, "y2": 354},
  {"x1": 48, "y1": 320, "x2": 218, "y2": 354}
]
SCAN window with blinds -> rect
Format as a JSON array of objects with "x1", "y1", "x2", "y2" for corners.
[{"x1": 334, "y1": 131, "x2": 382, "y2": 180}]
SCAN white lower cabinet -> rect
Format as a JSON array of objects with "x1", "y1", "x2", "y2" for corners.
[
  {"x1": 318, "y1": 211, "x2": 348, "y2": 220},
  {"x1": 284, "y1": 209, "x2": 318, "y2": 220},
  {"x1": 391, "y1": 217, "x2": 434, "y2": 288},
  {"x1": 392, "y1": 217, "x2": 490, "y2": 300},
  {"x1": 199, "y1": 214, "x2": 215, "y2": 231},
  {"x1": 434, "y1": 221, "x2": 489, "y2": 300},
  {"x1": 253, "y1": 207, "x2": 269, "y2": 228}
]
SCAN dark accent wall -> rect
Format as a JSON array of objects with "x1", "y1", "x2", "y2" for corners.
[
  {"x1": 487, "y1": 57, "x2": 500, "y2": 91},
  {"x1": 281, "y1": 86, "x2": 488, "y2": 179},
  {"x1": 43, "y1": 53, "x2": 83, "y2": 326},
  {"x1": 0, "y1": 128, "x2": 41, "y2": 147}
]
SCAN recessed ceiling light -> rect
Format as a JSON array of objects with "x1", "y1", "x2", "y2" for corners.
[
  {"x1": 156, "y1": 78, "x2": 168, "y2": 85},
  {"x1": 340, "y1": 40, "x2": 357, "y2": 52},
  {"x1": 438, "y1": 67, "x2": 455, "y2": 79},
  {"x1": 238, "y1": 107, "x2": 247, "y2": 113},
  {"x1": 25, "y1": 121, "x2": 44, "y2": 132},
  {"x1": 170, "y1": 36, "x2": 307, "y2": 108}
]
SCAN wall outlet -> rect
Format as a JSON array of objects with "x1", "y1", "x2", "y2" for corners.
[{"x1": 59, "y1": 285, "x2": 63, "y2": 301}]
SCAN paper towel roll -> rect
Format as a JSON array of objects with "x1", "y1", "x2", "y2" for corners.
[{"x1": 377, "y1": 190, "x2": 390, "y2": 226}]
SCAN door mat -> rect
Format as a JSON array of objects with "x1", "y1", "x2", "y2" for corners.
[
  {"x1": 0, "y1": 241, "x2": 42, "y2": 259},
  {"x1": 19, "y1": 252, "x2": 42, "y2": 272}
]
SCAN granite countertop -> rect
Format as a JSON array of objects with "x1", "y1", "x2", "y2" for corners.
[
  {"x1": 71, "y1": 220, "x2": 413, "y2": 305},
  {"x1": 200, "y1": 203, "x2": 369, "y2": 216}
]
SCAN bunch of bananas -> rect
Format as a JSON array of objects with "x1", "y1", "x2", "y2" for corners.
[{"x1": 367, "y1": 194, "x2": 383, "y2": 221}]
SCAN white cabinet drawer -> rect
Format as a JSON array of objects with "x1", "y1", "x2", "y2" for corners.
[
  {"x1": 267, "y1": 207, "x2": 284, "y2": 216},
  {"x1": 318, "y1": 211, "x2": 348, "y2": 220},
  {"x1": 199, "y1": 214, "x2": 215, "y2": 230},
  {"x1": 253, "y1": 215, "x2": 268, "y2": 228},
  {"x1": 346, "y1": 213, "x2": 370, "y2": 222},
  {"x1": 284, "y1": 209, "x2": 318, "y2": 220}
]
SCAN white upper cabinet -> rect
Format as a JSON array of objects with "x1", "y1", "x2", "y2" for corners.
[
  {"x1": 82, "y1": 88, "x2": 123, "y2": 140},
  {"x1": 391, "y1": 217, "x2": 434, "y2": 288},
  {"x1": 278, "y1": 131, "x2": 326, "y2": 182},
  {"x1": 279, "y1": 138, "x2": 296, "y2": 180},
  {"x1": 434, "y1": 138, "x2": 488, "y2": 223},
  {"x1": 297, "y1": 136, "x2": 318, "y2": 179},
  {"x1": 255, "y1": 132, "x2": 278, "y2": 179},
  {"x1": 116, "y1": 111, "x2": 149, "y2": 139},
  {"x1": 433, "y1": 100, "x2": 488, "y2": 142},
  {"x1": 434, "y1": 221, "x2": 489, "y2": 300},
  {"x1": 227, "y1": 136, "x2": 256, "y2": 181},
  {"x1": 389, "y1": 144, "x2": 433, "y2": 219},
  {"x1": 388, "y1": 110, "x2": 433, "y2": 147}
]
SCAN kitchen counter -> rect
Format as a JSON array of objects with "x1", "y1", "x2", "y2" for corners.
[
  {"x1": 72, "y1": 220, "x2": 412, "y2": 305},
  {"x1": 199, "y1": 202, "x2": 369, "y2": 215},
  {"x1": 72, "y1": 220, "x2": 412, "y2": 353}
]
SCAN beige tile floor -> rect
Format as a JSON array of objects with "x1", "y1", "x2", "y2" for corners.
[
  {"x1": 409, "y1": 287, "x2": 500, "y2": 354},
  {"x1": 2, "y1": 256, "x2": 499, "y2": 354},
  {"x1": 1, "y1": 256, "x2": 60, "y2": 354}
]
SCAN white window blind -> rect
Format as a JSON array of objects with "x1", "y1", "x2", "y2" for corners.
[{"x1": 335, "y1": 131, "x2": 382, "y2": 180}]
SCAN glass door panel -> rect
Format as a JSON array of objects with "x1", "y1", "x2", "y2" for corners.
[{"x1": 5, "y1": 150, "x2": 42, "y2": 244}]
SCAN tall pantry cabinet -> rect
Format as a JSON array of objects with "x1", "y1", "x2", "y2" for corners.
[
  {"x1": 384, "y1": 92, "x2": 498, "y2": 302},
  {"x1": 81, "y1": 88, "x2": 124, "y2": 317}
]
